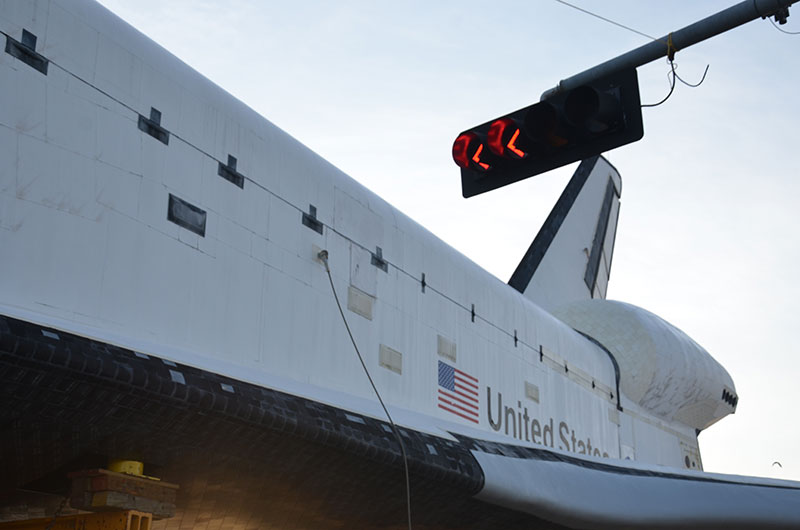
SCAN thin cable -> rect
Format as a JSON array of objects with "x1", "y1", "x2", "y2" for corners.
[
  {"x1": 673, "y1": 63, "x2": 710, "y2": 88},
  {"x1": 641, "y1": 59, "x2": 677, "y2": 108},
  {"x1": 552, "y1": 2, "x2": 713, "y2": 95},
  {"x1": 553, "y1": 0, "x2": 659, "y2": 42},
  {"x1": 318, "y1": 251, "x2": 412, "y2": 530},
  {"x1": 770, "y1": 17, "x2": 800, "y2": 34}
]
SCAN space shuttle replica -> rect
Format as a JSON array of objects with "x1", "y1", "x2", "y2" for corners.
[{"x1": 1, "y1": 1, "x2": 799, "y2": 529}]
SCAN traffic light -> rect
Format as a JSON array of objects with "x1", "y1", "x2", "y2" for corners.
[{"x1": 453, "y1": 69, "x2": 644, "y2": 198}]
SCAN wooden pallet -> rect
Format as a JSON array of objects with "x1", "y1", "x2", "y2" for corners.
[
  {"x1": 68, "y1": 469, "x2": 178, "y2": 520},
  {"x1": 0, "y1": 510, "x2": 152, "y2": 530}
]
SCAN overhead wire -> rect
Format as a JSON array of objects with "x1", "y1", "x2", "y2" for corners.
[
  {"x1": 552, "y1": 1, "x2": 711, "y2": 108},
  {"x1": 674, "y1": 63, "x2": 710, "y2": 88},
  {"x1": 553, "y1": 0, "x2": 659, "y2": 42},
  {"x1": 641, "y1": 59, "x2": 677, "y2": 108},
  {"x1": 641, "y1": 55, "x2": 709, "y2": 107},
  {"x1": 318, "y1": 250, "x2": 413, "y2": 530}
]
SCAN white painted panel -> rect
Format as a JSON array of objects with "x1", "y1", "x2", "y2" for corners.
[
  {"x1": 132, "y1": 223, "x2": 197, "y2": 341},
  {"x1": 176, "y1": 92, "x2": 211, "y2": 155},
  {"x1": 177, "y1": 222, "x2": 199, "y2": 248},
  {"x1": 216, "y1": 216, "x2": 251, "y2": 256},
  {"x1": 46, "y1": 82, "x2": 97, "y2": 156},
  {"x1": 267, "y1": 193, "x2": 300, "y2": 255},
  {"x1": 214, "y1": 115, "x2": 243, "y2": 170},
  {"x1": 95, "y1": 210, "x2": 139, "y2": 327},
  {"x1": 196, "y1": 210, "x2": 217, "y2": 257},
  {"x1": 525, "y1": 381, "x2": 540, "y2": 403},
  {"x1": 0, "y1": 124, "x2": 17, "y2": 194},
  {"x1": 185, "y1": 230, "x2": 227, "y2": 354},
  {"x1": 0, "y1": 62, "x2": 17, "y2": 129},
  {"x1": 139, "y1": 64, "x2": 181, "y2": 131},
  {"x1": 94, "y1": 160, "x2": 141, "y2": 219},
  {"x1": 282, "y1": 247, "x2": 314, "y2": 286},
  {"x1": 437, "y1": 334, "x2": 456, "y2": 362},
  {"x1": 237, "y1": 181, "x2": 271, "y2": 239},
  {"x1": 247, "y1": 125, "x2": 282, "y2": 193},
  {"x1": 0, "y1": 199, "x2": 105, "y2": 318},
  {"x1": 95, "y1": 103, "x2": 141, "y2": 174},
  {"x1": 16, "y1": 134, "x2": 98, "y2": 220},
  {"x1": 136, "y1": 176, "x2": 176, "y2": 237},
  {"x1": 200, "y1": 157, "x2": 235, "y2": 214},
  {"x1": 288, "y1": 275, "x2": 321, "y2": 380},
  {"x1": 162, "y1": 138, "x2": 204, "y2": 200},
  {"x1": 401, "y1": 225, "x2": 424, "y2": 270},
  {"x1": 139, "y1": 121, "x2": 168, "y2": 179},
  {"x1": 250, "y1": 234, "x2": 269, "y2": 264},
  {"x1": 0, "y1": 0, "x2": 50, "y2": 47},
  {"x1": 43, "y1": 2, "x2": 98, "y2": 82},
  {"x1": 259, "y1": 265, "x2": 296, "y2": 373},
  {"x1": 0, "y1": 56, "x2": 47, "y2": 138},
  {"x1": 94, "y1": 31, "x2": 142, "y2": 105},
  {"x1": 213, "y1": 251, "x2": 264, "y2": 365},
  {"x1": 350, "y1": 244, "x2": 377, "y2": 297},
  {"x1": 347, "y1": 286, "x2": 374, "y2": 321},
  {"x1": 379, "y1": 344, "x2": 403, "y2": 375},
  {"x1": 334, "y1": 186, "x2": 383, "y2": 249}
]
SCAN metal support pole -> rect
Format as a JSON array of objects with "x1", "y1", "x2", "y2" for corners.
[{"x1": 541, "y1": 0, "x2": 796, "y2": 100}]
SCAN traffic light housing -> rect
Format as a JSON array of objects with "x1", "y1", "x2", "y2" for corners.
[{"x1": 454, "y1": 69, "x2": 644, "y2": 198}]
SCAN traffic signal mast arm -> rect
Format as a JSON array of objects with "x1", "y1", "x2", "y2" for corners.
[
  {"x1": 542, "y1": 0, "x2": 796, "y2": 100},
  {"x1": 455, "y1": 0, "x2": 796, "y2": 198}
]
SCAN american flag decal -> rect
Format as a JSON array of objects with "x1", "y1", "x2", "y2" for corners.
[{"x1": 437, "y1": 361, "x2": 479, "y2": 424}]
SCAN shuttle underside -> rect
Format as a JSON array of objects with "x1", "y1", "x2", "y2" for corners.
[
  {"x1": 1, "y1": 314, "x2": 519, "y2": 529},
  {"x1": 3, "y1": 313, "x2": 800, "y2": 529}
]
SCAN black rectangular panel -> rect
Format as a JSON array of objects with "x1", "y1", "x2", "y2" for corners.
[{"x1": 168, "y1": 194, "x2": 206, "y2": 236}]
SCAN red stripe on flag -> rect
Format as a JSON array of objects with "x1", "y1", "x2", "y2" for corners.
[
  {"x1": 438, "y1": 396, "x2": 478, "y2": 417},
  {"x1": 454, "y1": 368, "x2": 478, "y2": 383},
  {"x1": 455, "y1": 382, "x2": 478, "y2": 396},
  {"x1": 452, "y1": 387, "x2": 479, "y2": 403},
  {"x1": 455, "y1": 377, "x2": 479, "y2": 391},
  {"x1": 438, "y1": 403, "x2": 479, "y2": 424},
  {"x1": 439, "y1": 389, "x2": 478, "y2": 411}
]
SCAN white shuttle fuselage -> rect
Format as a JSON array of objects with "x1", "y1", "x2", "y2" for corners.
[{"x1": 1, "y1": 1, "x2": 799, "y2": 528}]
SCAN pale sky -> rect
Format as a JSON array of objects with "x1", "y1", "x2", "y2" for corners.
[{"x1": 96, "y1": 0, "x2": 800, "y2": 480}]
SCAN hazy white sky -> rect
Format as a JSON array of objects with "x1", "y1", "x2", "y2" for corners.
[{"x1": 96, "y1": 0, "x2": 800, "y2": 480}]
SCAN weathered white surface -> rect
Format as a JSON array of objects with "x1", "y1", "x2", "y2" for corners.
[
  {"x1": 0, "y1": 0, "x2": 729, "y2": 477},
  {"x1": 553, "y1": 300, "x2": 735, "y2": 430},
  {"x1": 0, "y1": 0, "x2": 624, "y2": 463}
]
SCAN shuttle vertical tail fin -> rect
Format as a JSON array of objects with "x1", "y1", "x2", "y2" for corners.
[{"x1": 508, "y1": 156, "x2": 621, "y2": 313}]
